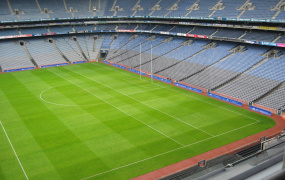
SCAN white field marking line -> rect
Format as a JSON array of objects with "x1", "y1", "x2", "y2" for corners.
[
  {"x1": 122, "y1": 78, "x2": 148, "y2": 88},
  {"x1": 151, "y1": 82, "x2": 260, "y2": 123},
  {"x1": 80, "y1": 121, "x2": 258, "y2": 180},
  {"x1": 0, "y1": 121, "x2": 29, "y2": 180},
  {"x1": 94, "y1": 64, "x2": 260, "y2": 123},
  {"x1": 40, "y1": 86, "x2": 105, "y2": 107},
  {"x1": 125, "y1": 88, "x2": 161, "y2": 95},
  {"x1": 47, "y1": 69, "x2": 184, "y2": 147},
  {"x1": 65, "y1": 67, "x2": 214, "y2": 137}
]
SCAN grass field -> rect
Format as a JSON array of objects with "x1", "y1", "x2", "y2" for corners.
[{"x1": 0, "y1": 62, "x2": 275, "y2": 180}]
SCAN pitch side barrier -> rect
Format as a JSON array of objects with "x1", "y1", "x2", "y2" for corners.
[
  {"x1": 103, "y1": 60, "x2": 274, "y2": 116},
  {"x1": 3, "y1": 66, "x2": 35, "y2": 73},
  {"x1": 72, "y1": 60, "x2": 87, "y2": 64},
  {"x1": 40, "y1": 62, "x2": 69, "y2": 68},
  {"x1": 175, "y1": 82, "x2": 202, "y2": 94},
  {"x1": 252, "y1": 104, "x2": 277, "y2": 115},
  {"x1": 129, "y1": 68, "x2": 146, "y2": 76},
  {"x1": 249, "y1": 106, "x2": 272, "y2": 116},
  {"x1": 207, "y1": 92, "x2": 243, "y2": 106}
]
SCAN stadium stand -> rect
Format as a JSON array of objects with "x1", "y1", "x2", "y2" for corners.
[
  {"x1": 20, "y1": 27, "x2": 48, "y2": 35},
  {"x1": 53, "y1": 37, "x2": 85, "y2": 62},
  {"x1": 169, "y1": 26, "x2": 194, "y2": 34},
  {"x1": 0, "y1": 28, "x2": 19, "y2": 36},
  {"x1": 190, "y1": 26, "x2": 217, "y2": 36},
  {"x1": 275, "y1": 34, "x2": 285, "y2": 43},
  {"x1": 74, "y1": 25, "x2": 95, "y2": 31},
  {"x1": 240, "y1": 0, "x2": 280, "y2": 19},
  {"x1": 1, "y1": 1, "x2": 285, "y2": 179},
  {"x1": 38, "y1": 0, "x2": 72, "y2": 18},
  {"x1": 0, "y1": 0, "x2": 18, "y2": 21},
  {"x1": 186, "y1": 0, "x2": 220, "y2": 18},
  {"x1": 0, "y1": 40, "x2": 34, "y2": 70},
  {"x1": 9, "y1": 0, "x2": 47, "y2": 20},
  {"x1": 159, "y1": 41, "x2": 236, "y2": 81},
  {"x1": 184, "y1": 45, "x2": 270, "y2": 90},
  {"x1": 49, "y1": 26, "x2": 73, "y2": 33},
  {"x1": 95, "y1": 24, "x2": 106, "y2": 31},
  {"x1": 1, "y1": 0, "x2": 285, "y2": 21},
  {"x1": 241, "y1": 30, "x2": 279, "y2": 42},
  {"x1": 25, "y1": 38, "x2": 67, "y2": 66},
  {"x1": 211, "y1": 0, "x2": 245, "y2": 18},
  {"x1": 256, "y1": 83, "x2": 285, "y2": 110},
  {"x1": 216, "y1": 52, "x2": 285, "y2": 102},
  {"x1": 150, "y1": 0, "x2": 176, "y2": 17},
  {"x1": 213, "y1": 28, "x2": 245, "y2": 39}
]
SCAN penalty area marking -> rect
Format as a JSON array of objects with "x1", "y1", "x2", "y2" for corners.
[
  {"x1": 40, "y1": 86, "x2": 105, "y2": 107},
  {"x1": 0, "y1": 121, "x2": 29, "y2": 180}
]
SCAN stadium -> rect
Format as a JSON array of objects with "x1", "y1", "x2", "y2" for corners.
[{"x1": 1, "y1": 0, "x2": 285, "y2": 179}]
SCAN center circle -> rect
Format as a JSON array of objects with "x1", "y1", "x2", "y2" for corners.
[{"x1": 40, "y1": 84, "x2": 101, "y2": 107}]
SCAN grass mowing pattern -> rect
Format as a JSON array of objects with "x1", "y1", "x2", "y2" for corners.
[{"x1": 0, "y1": 63, "x2": 275, "y2": 180}]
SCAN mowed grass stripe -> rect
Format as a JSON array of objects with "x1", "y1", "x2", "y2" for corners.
[
  {"x1": 65, "y1": 66, "x2": 215, "y2": 137},
  {"x1": 92, "y1": 63, "x2": 261, "y2": 133},
  {"x1": 47, "y1": 67, "x2": 185, "y2": 146},
  {"x1": 37, "y1": 69, "x2": 181, "y2": 169},
  {"x1": 70, "y1": 64, "x2": 256, "y2": 137},
  {"x1": 59, "y1": 66, "x2": 214, "y2": 145},
  {"x1": 0, "y1": 64, "x2": 275, "y2": 180},
  {"x1": 32, "y1": 69, "x2": 153, "y2": 175},
  {"x1": 0, "y1": 87, "x2": 62, "y2": 180},
  {"x1": 1, "y1": 72, "x2": 110, "y2": 180},
  {"x1": 0, "y1": 121, "x2": 29, "y2": 180}
]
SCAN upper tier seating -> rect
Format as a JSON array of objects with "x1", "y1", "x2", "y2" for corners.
[
  {"x1": 0, "y1": 0, "x2": 284, "y2": 21},
  {"x1": 240, "y1": 0, "x2": 280, "y2": 19},
  {"x1": 212, "y1": 0, "x2": 245, "y2": 18}
]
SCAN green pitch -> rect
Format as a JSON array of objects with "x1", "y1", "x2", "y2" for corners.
[{"x1": 0, "y1": 63, "x2": 275, "y2": 180}]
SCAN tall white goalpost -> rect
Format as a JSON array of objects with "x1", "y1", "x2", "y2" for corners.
[
  {"x1": 140, "y1": 42, "x2": 142, "y2": 80},
  {"x1": 151, "y1": 42, "x2": 153, "y2": 84}
]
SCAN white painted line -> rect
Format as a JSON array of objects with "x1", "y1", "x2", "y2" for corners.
[
  {"x1": 47, "y1": 69, "x2": 184, "y2": 147},
  {"x1": 93, "y1": 64, "x2": 260, "y2": 123},
  {"x1": 126, "y1": 88, "x2": 161, "y2": 95},
  {"x1": 122, "y1": 78, "x2": 148, "y2": 88},
  {"x1": 80, "y1": 120, "x2": 257, "y2": 180},
  {"x1": 0, "y1": 121, "x2": 29, "y2": 180},
  {"x1": 40, "y1": 86, "x2": 104, "y2": 107},
  {"x1": 66, "y1": 67, "x2": 215, "y2": 137}
]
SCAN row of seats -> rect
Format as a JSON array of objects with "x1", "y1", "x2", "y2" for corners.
[
  {"x1": 1, "y1": 0, "x2": 284, "y2": 21},
  {"x1": 102, "y1": 34, "x2": 285, "y2": 110},
  {"x1": 1, "y1": 33, "x2": 285, "y2": 111},
  {"x1": 0, "y1": 40, "x2": 34, "y2": 69},
  {"x1": 1, "y1": 24, "x2": 283, "y2": 45},
  {"x1": 0, "y1": 34, "x2": 101, "y2": 70},
  {"x1": 25, "y1": 38, "x2": 66, "y2": 66}
]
